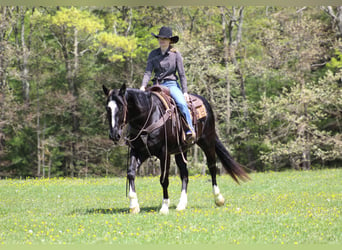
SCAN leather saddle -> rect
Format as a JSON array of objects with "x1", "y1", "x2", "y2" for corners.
[{"x1": 147, "y1": 85, "x2": 207, "y2": 142}]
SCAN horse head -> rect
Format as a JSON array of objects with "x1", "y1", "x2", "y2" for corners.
[{"x1": 103, "y1": 84, "x2": 127, "y2": 143}]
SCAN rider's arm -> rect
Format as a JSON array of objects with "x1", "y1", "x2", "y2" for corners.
[{"x1": 175, "y1": 51, "x2": 188, "y2": 94}]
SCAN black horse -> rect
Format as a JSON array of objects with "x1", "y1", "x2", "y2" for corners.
[{"x1": 103, "y1": 84, "x2": 249, "y2": 214}]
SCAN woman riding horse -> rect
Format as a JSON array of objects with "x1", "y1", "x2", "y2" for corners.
[
  {"x1": 103, "y1": 83, "x2": 249, "y2": 214},
  {"x1": 103, "y1": 27, "x2": 249, "y2": 215},
  {"x1": 140, "y1": 26, "x2": 195, "y2": 142}
]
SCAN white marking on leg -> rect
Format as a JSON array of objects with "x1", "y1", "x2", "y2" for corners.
[
  {"x1": 107, "y1": 100, "x2": 118, "y2": 129},
  {"x1": 176, "y1": 190, "x2": 187, "y2": 211},
  {"x1": 160, "y1": 199, "x2": 170, "y2": 215},
  {"x1": 128, "y1": 187, "x2": 140, "y2": 214},
  {"x1": 213, "y1": 185, "x2": 220, "y2": 196},
  {"x1": 213, "y1": 185, "x2": 225, "y2": 207}
]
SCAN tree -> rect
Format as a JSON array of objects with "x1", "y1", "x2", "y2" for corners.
[
  {"x1": 259, "y1": 70, "x2": 342, "y2": 169},
  {"x1": 322, "y1": 6, "x2": 342, "y2": 38},
  {"x1": 0, "y1": 6, "x2": 341, "y2": 177}
]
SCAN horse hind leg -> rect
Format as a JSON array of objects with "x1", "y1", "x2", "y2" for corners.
[
  {"x1": 175, "y1": 153, "x2": 188, "y2": 211},
  {"x1": 199, "y1": 141, "x2": 225, "y2": 207},
  {"x1": 207, "y1": 161, "x2": 225, "y2": 207},
  {"x1": 213, "y1": 183, "x2": 225, "y2": 207}
]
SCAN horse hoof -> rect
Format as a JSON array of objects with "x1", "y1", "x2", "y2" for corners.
[
  {"x1": 160, "y1": 204, "x2": 169, "y2": 215},
  {"x1": 159, "y1": 208, "x2": 169, "y2": 215},
  {"x1": 159, "y1": 199, "x2": 170, "y2": 215},
  {"x1": 130, "y1": 206, "x2": 140, "y2": 214},
  {"x1": 176, "y1": 203, "x2": 187, "y2": 211},
  {"x1": 215, "y1": 194, "x2": 225, "y2": 207},
  {"x1": 176, "y1": 206, "x2": 186, "y2": 211}
]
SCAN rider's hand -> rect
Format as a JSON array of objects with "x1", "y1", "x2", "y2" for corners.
[
  {"x1": 140, "y1": 86, "x2": 146, "y2": 91},
  {"x1": 184, "y1": 92, "x2": 190, "y2": 102}
]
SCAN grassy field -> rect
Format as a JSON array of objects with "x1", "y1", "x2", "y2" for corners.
[{"x1": 0, "y1": 169, "x2": 341, "y2": 246}]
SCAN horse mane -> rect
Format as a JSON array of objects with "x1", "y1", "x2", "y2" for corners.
[{"x1": 125, "y1": 88, "x2": 153, "y2": 109}]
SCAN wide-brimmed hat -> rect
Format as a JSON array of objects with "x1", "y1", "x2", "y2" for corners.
[{"x1": 151, "y1": 26, "x2": 179, "y2": 44}]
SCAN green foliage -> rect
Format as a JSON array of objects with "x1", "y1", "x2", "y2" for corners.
[
  {"x1": 259, "y1": 70, "x2": 342, "y2": 169},
  {"x1": 95, "y1": 32, "x2": 137, "y2": 62},
  {"x1": 0, "y1": 6, "x2": 341, "y2": 177},
  {"x1": 327, "y1": 49, "x2": 342, "y2": 72},
  {"x1": 4, "y1": 127, "x2": 37, "y2": 176},
  {"x1": 51, "y1": 7, "x2": 104, "y2": 34}
]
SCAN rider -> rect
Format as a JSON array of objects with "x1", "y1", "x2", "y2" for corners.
[{"x1": 140, "y1": 26, "x2": 195, "y2": 141}]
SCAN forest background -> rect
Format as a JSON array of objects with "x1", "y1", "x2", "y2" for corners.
[{"x1": 0, "y1": 6, "x2": 341, "y2": 178}]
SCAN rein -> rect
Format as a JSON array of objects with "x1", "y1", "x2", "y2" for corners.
[
  {"x1": 121, "y1": 94, "x2": 128, "y2": 130},
  {"x1": 124, "y1": 94, "x2": 173, "y2": 145},
  {"x1": 108, "y1": 89, "x2": 127, "y2": 132},
  {"x1": 118, "y1": 90, "x2": 186, "y2": 185},
  {"x1": 124, "y1": 102, "x2": 154, "y2": 144}
]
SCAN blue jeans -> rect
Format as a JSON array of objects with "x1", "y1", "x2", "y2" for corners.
[{"x1": 161, "y1": 81, "x2": 194, "y2": 132}]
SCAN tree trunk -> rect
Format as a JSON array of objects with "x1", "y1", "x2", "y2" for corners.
[
  {"x1": 71, "y1": 28, "x2": 79, "y2": 176},
  {"x1": 221, "y1": 7, "x2": 231, "y2": 135},
  {"x1": 72, "y1": 28, "x2": 78, "y2": 94},
  {"x1": 337, "y1": 6, "x2": 342, "y2": 37},
  {"x1": 300, "y1": 78, "x2": 311, "y2": 170},
  {"x1": 20, "y1": 7, "x2": 30, "y2": 102},
  {"x1": 36, "y1": 79, "x2": 41, "y2": 176},
  {"x1": 323, "y1": 6, "x2": 342, "y2": 37},
  {"x1": 222, "y1": 6, "x2": 254, "y2": 169}
]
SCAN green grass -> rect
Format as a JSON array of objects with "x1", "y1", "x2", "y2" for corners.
[{"x1": 0, "y1": 169, "x2": 341, "y2": 246}]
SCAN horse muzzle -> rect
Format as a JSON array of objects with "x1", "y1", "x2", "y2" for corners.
[{"x1": 109, "y1": 128, "x2": 122, "y2": 142}]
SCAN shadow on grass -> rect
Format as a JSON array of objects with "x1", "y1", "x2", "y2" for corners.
[{"x1": 72, "y1": 205, "x2": 173, "y2": 215}]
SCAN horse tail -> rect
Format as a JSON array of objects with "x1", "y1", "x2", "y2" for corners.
[{"x1": 215, "y1": 136, "x2": 250, "y2": 184}]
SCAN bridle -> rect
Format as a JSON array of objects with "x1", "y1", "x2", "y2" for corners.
[
  {"x1": 107, "y1": 89, "x2": 171, "y2": 146},
  {"x1": 107, "y1": 88, "x2": 185, "y2": 185},
  {"x1": 107, "y1": 89, "x2": 156, "y2": 146},
  {"x1": 119, "y1": 94, "x2": 128, "y2": 130},
  {"x1": 108, "y1": 89, "x2": 128, "y2": 133}
]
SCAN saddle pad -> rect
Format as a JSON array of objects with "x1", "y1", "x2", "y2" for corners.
[{"x1": 188, "y1": 95, "x2": 207, "y2": 120}]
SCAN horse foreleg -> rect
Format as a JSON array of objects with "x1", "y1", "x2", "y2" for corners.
[
  {"x1": 127, "y1": 150, "x2": 143, "y2": 214},
  {"x1": 175, "y1": 153, "x2": 188, "y2": 211},
  {"x1": 128, "y1": 182, "x2": 140, "y2": 214},
  {"x1": 159, "y1": 153, "x2": 171, "y2": 215}
]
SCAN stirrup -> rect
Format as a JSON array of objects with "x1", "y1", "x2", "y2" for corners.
[{"x1": 185, "y1": 129, "x2": 196, "y2": 143}]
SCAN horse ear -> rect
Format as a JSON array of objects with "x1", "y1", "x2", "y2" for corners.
[
  {"x1": 103, "y1": 85, "x2": 110, "y2": 96},
  {"x1": 119, "y1": 84, "x2": 126, "y2": 97}
]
